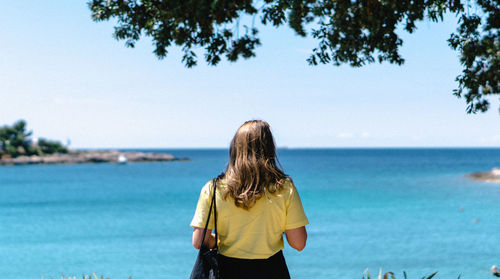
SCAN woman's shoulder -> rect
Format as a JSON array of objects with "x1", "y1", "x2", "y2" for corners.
[
  {"x1": 279, "y1": 176, "x2": 295, "y2": 187},
  {"x1": 200, "y1": 176, "x2": 226, "y2": 195},
  {"x1": 276, "y1": 176, "x2": 298, "y2": 196}
]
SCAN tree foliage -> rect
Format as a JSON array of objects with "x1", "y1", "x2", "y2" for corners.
[
  {"x1": 0, "y1": 120, "x2": 68, "y2": 158},
  {"x1": 37, "y1": 138, "x2": 69, "y2": 155},
  {"x1": 88, "y1": 0, "x2": 499, "y2": 113}
]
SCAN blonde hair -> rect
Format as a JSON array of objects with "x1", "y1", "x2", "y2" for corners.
[{"x1": 222, "y1": 120, "x2": 287, "y2": 209}]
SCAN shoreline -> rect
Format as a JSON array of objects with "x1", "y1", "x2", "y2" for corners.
[
  {"x1": 466, "y1": 168, "x2": 500, "y2": 183},
  {"x1": 0, "y1": 150, "x2": 188, "y2": 166}
]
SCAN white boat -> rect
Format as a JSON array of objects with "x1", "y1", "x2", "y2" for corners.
[{"x1": 117, "y1": 155, "x2": 128, "y2": 164}]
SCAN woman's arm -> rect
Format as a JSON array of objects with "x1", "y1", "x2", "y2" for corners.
[
  {"x1": 192, "y1": 227, "x2": 216, "y2": 249},
  {"x1": 285, "y1": 226, "x2": 307, "y2": 251}
]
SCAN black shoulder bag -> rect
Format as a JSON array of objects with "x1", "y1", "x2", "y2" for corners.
[{"x1": 190, "y1": 178, "x2": 219, "y2": 279}]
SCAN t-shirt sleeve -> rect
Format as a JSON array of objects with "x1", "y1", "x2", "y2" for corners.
[
  {"x1": 190, "y1": 180, "x2": 215, "y2": 230},
  {"x1": 285, "y1": 180, "x2": 309, "y2": 230}
]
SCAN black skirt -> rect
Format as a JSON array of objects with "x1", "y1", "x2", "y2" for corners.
[{"x1": 218, "y1": 250, "x2": 291, "y2": 279}]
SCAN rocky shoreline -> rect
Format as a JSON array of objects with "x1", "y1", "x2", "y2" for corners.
[
  {"x1": 0, "y1": 150, "x2": 188, "y2": 166},
  {"x1": 467, "y1": 168, "x2": 500, "y2": 183}
]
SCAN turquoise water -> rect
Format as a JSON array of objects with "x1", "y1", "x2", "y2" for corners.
[{"x1": 0, "y1": 148, "x2": 499, "y2": 279}]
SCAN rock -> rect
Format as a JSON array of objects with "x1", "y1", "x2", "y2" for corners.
[
  {"x1": 467, "y1": 168, "x2": 500, "y2": 183},
  {"x1": 0, "y1": 150, "x2": 187, "y2": 166},
  {"x1": 492, "y1": 265, "x2": 500, "y2": 277}
]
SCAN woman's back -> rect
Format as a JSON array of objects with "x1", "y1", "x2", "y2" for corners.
[
  {"x1": 191, "y1": 177, "x2": 308, "y2": 259},
  {"x1": 190, "y1": 120, "x2": 308, "y2": 278}
]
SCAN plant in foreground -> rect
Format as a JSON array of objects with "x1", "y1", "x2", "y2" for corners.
[
  {"x1": 362, "y1": 268, "x2": 462, "y2": 279},
  {"x1": 42, "y1": 267, "x2": 500, "y2": 279},
  {"x1": 41, "y1": 273, "x2": 132, "y2": 279}
]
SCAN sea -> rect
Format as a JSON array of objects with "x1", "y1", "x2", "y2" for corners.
[{"x1": 0, "y1": 148, "x2": 499, "y2": 279}]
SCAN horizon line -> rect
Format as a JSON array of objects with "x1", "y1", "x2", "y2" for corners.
[{"x1": 72, "y1": 146, "x2": 500, "y2": 150}]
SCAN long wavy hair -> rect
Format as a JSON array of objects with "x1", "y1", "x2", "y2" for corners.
[{"x1": 222, "y1": 120, "x2": 287, "y2": 210}]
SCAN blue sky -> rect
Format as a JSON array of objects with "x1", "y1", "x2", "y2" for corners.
[{"x1": 0, "y1": 1, "x2": 498, "y2": 148}]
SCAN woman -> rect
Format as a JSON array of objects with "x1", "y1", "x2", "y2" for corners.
[{"x1": 190, "y1": 120, "x2": 308, "y2": 279}]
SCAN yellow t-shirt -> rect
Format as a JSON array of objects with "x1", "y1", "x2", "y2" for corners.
[{"x1": 190, "y1": 177, "x2": 309, "y2": 259}]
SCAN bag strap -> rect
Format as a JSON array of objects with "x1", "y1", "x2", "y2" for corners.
[
  {"x1": 200, "y1": 178, "x2": 218, "y2": 249},
  {"x1": 213, "y1": 179, "x2": 218, "y2": 247}
]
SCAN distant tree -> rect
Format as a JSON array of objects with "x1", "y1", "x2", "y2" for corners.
[
  {"x1": 0, "y1": 120, "x2": 68, "y2": 158},
  {"x1": 11, "y1": 120, "x2": 34, "y2": 154},
  {"x1": 88, "y1": 0, "x2": 499, "y2": 114},
  {"x1": 0, "y1": 120, "x2": 33, "y2": 157},
  {"x1": 0, "y1": 126, "x2": 8, "y2": 157},
  {"x1": 38, "y1": 138, "x2": 69, "y2": 155}
]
